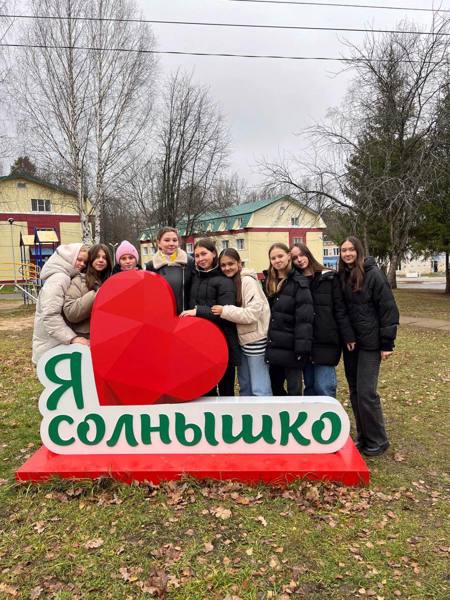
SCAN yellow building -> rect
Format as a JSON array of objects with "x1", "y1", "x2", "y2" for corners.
[
  {"x1": 140, "y1": 195, "x2": 326, "y2": 273},
  {"x1": 0, "y1": 174, "x2": 85, "y2": 282}
]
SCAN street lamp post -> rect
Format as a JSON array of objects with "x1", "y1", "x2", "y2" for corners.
[{"x1": 7, "y1": 218, "x2": 17, "y2": 286}]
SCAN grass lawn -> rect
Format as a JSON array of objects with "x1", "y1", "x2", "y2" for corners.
[
  {"x1": 394, "y1": 289, "x2": 450, "y2": 321},
  {"x1": 0, "y1": 299, "x2": 449, "y2": 599}
]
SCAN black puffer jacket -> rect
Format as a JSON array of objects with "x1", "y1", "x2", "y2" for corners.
[
  {"x1": 146, "y1": 254, "x2": 194, "y2": 314},
  {"x1": 189, "y1": 265, "x2": 241, "y2": 366},
  {"x1": 341, "y1": 257, "x2": 399, "y2": 351},
  {"x1": 306, "y1": 270, "x2": 355, "y2": 366},
  {"x1": 265, "y1": 268, "x2": 314, "y2": 368}
]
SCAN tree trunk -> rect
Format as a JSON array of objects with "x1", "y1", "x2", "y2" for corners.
[
  {"x1": 445, "y1": 251, "x2": 450, "y2": 294},
  {"x1": 387, "y1": 254, "x2": 398, "y2": 289}
]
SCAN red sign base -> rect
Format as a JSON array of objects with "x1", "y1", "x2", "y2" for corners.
[{"x1": 16, "y1": 439, "x2": 369, "y2": 486}]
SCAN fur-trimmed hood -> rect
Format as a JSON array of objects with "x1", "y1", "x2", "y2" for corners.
[{"x1": 150, "y1": 248, "x2": 189, "y2": 270}]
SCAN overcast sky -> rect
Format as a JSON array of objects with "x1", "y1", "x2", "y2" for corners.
[
  {"x1": 137, "y1": 0, "x2": 446, "y2": 188},
  {"x1": 2, "y1": 1, "x2": 447, "y2": 186}
]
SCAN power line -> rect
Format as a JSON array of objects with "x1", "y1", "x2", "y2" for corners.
[
  {"x1": 222, "y1": 0, "x2": 450, "y2": 13},
  {"x1": 0, "y1": 41, "x2": 441, "y2": 63},
  {"x1": 0, "y1": 13, "x2": 449, "y2": 37}
]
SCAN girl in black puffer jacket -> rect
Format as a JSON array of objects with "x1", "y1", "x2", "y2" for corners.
[
  {"x1": 264, "y1": 243, "x2": 314, "y2": 396},
  {"x1": 290, "y1": 243, "x2": 355, "y2": 398},
  {"x1": 180, "y1": 238, "x2": 240, "y2": 396},
  {"x1": 339, "y1": 236, "x2": 399, "y2": 457}
]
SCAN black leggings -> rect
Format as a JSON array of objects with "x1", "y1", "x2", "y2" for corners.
[{"x1": 269, "y1": 365, "x2": 303, "y2": 396}]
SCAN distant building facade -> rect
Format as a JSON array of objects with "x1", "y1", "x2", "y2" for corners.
[
  {"x1": 322, "y1": 237, "x2": 340, "y2": 269},
  {"x1": 396, "y1": 252, "x2": 447, "y2": 275},
  {"x1": 140, "y1": 195, "x2": 326, "y2": 274},
  {"x1": 0, "y1": 174, "x2": 86, "y2": 282}
]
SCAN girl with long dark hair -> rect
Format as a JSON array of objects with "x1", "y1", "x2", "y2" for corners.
[
  {"x1": 290, "y1": 242, "x2": 355, "y2": 398},
  {"x1": 339, "y1": 236, "x2": 399, "y2": 456},
  {"x1": 211, "y1": 248, "x2": 272, "y2": 396},
  {"x1": 264, "y1": 243, "x2": 314, "y2": 396},
  {"x1": 63, "y1": 243, "x2": 112, "y2": 340},
  {"x1": 180, "y1": 238, "x2": 240, "y2": 396}
]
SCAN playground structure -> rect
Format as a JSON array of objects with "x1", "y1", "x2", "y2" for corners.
[
  {"x1": 0, "y1": 261, "x2": 41, "y2": 303},
  {"x1": 0, "y1": 227, "x2": 60, "y2": 303}
]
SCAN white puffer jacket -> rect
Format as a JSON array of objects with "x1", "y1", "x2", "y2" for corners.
[
  {"x1": 32, "y1": 243, "x2": 82, "y2": 364},
  {"x1": 220, "y1": 269, "x2": 270, "y2": 346}
]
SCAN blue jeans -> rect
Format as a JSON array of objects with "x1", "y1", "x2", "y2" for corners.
[
  {"x1": 238, "y1": 353, "x2": 273, "y2": 396},
  {"x1": 303, "y1": 362, "x2": 337, "y2": 398}
]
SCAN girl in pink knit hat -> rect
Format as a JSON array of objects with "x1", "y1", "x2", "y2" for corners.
[{"x1": 112, "y1": 240, "x2": 142, "y2": 274}]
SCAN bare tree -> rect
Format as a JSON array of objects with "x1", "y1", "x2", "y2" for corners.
[
  {"x1": 11, "y1": 0, "x2": 157, "y2": 243},
  {"x1": 0, "y1": 4, "x2": 15, "y2": 164},
  {"x1": 156, "y1": 70, "x2": 230, "y2": 234},
  {"x1": 13, "y1": 0, "x2": 92, "y2": 240},
  {"x1": 87, "y1": 0, "x2": 157, "y2": 241},
  {"x1": 209, "y1": 173, "x2": 248, "y2": 210},
  {"x1": 261, "y1": 17, "x2": 450, "y2": 286}
]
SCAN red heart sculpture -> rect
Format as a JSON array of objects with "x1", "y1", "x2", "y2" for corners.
[{"x1": 90, "y1": 271, "x2": 228, "y2": 405}]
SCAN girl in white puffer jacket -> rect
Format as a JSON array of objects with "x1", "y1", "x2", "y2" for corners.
[
  {"x1": 32, "y1": 243, "x2": 89, "y2": 365},
  {"x1": 212, "y1": 249, "x2": 272, "y2": 396}
]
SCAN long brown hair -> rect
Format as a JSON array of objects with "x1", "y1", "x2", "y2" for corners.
[
  {"x1": 194, "y1": 238, "x2": 218, "y2": 269},
  {"x1": 265, "y1": 243, "x2": 293, "y2": 296},
  {"x1": 219, "y1": 248, "x2": 243, "y2": 306},
  {"x1": 290, "y1": 242, "x2": 326, "y2": 273},
  {"x1": 85, "y1": 244, "x2": 112, "y2": 291},
  {"x1": 338, "y1": 236, "x2": 366, "y2": 292}
]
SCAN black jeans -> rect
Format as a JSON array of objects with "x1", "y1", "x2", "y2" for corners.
[
  {"x1": 269, "y1": 365, "x2": 303, "y2": 396},
  {"x1": 343, "y1": 348, "x2": 388, "y2": 448},
  {"x1": 206, "y1": 365, "x2": 236, "y2": 397}
]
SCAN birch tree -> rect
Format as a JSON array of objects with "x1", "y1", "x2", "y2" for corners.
[
  {"x1": 13, "y1": 0, "x2": 92, "y2": 240},
  {"x1": 87, "y1": 0, "x2": 156, "y2": 241},
  {"x1": 12, "y1": 0, "x2": 157, "y2": 242}
]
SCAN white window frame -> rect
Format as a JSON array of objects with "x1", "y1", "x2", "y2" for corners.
[
  {"x1": 31, "y1": 198, "x2": 51, "y2": 212},
  {"x1": 291, "y1": 217, "x2": 299, "y2": 226},
  {"x1": 236, "y1": 238, "x2": 244, "y2": 250},
  {"x1": 222, "y1": 240, "x2": 229, "y2": 250},
  {"x1": 186, "y1": 243, "x2": 193, "y2": 253}
]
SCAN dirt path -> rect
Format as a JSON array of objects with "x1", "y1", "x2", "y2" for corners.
[
  {"x1": 0, "y1": 301, "x2": 35, "y2": 331},
  {"x1": 0, "y1": 313, "x2": 35, "y2": 331}
]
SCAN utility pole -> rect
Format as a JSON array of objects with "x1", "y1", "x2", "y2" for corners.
[{"x1": 7, "y1": 218, "x2": 17, "y2": 286}]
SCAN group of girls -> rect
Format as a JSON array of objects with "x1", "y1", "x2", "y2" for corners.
[
  {"x1": 32, "y1": 227, "x2": 399, "y2": 457},
  {"x1": 32, "y1": 240, "x2": 140, "y2": 363}
]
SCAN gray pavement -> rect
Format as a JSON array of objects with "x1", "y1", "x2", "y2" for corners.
[
  {"x1": 397, "y1": 276, "x2": 446, "y2": 290},
  {"x1": 400, "y1": 315, "x2": 450, "y2": 332}
]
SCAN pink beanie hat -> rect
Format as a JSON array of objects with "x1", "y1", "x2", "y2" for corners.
[{"x1": 116, "y1": 240, "x2": 139, "y2": 263}]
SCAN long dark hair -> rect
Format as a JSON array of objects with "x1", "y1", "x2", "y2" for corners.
[
  {"x1": 85, "y1": 244, "x2": 112, "y2": 291},
  {"x1": 219, "y1": 248, "x2": 243, "y2": 306},
  {"x1": 193, "y1": 238, "x2": 218, "y2": 269},
  {"x1": 290, "y1": 242, "x2": 326, "y2": 273},
  {"x1": 338, "y1": 236, "x2": 366, "y2": 292},
  {"x1": 265, "y1": 242, "x2": 293, "y2": 296}
]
